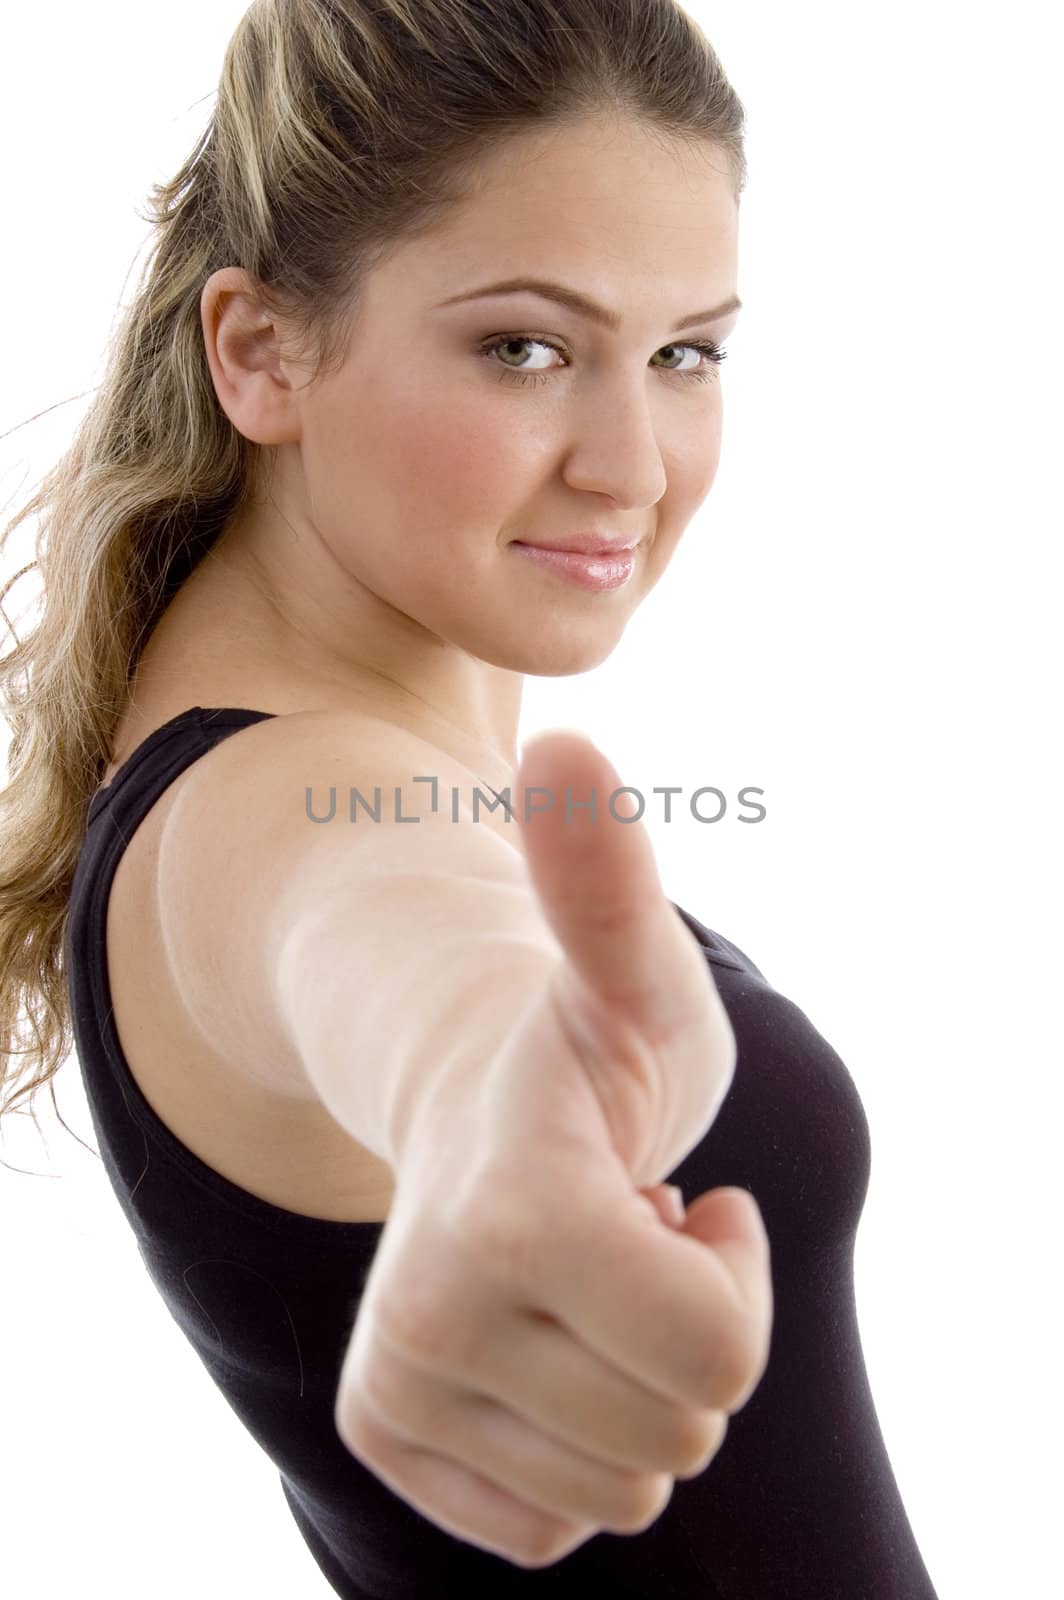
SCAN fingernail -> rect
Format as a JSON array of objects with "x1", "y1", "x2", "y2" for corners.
[{"x1": 662, "y1": 1184, "x2": 685, "y2": 1226}]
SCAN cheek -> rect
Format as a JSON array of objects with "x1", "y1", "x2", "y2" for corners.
[
  {"x1": 309, "y1": 364, "x2": 724, "y2": 544},
  {"x1": 672, "y1": 401, "x2": 724, "y2": 502},
  {"x1": 362, "y1": 377, "x2": 535, "y2": 518}
]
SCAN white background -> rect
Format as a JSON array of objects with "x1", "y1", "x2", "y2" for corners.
[{"x1": 1, "y1": 3, "x2": 1060, "y2": 1596}]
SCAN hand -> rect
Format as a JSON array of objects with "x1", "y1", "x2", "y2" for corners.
[{"x1": 334, "y1": 731, "x2": 773, "y2": 1570}]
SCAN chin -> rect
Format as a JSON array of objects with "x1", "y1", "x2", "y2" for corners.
[
  {"x1": 485, "y1": 630, "x2": 624, "y2": 678},
  {"x1": 537, "y1": 641, "x2": 621, "y2": 677}
]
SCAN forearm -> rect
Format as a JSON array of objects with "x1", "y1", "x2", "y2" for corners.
[{"x1": 274, "y1": 892, "x2": 564, "y2": 1171}]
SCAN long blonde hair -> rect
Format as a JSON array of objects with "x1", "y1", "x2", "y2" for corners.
[{"x1": 0, "y1": 0, "x2": 746, "y2": 1145}]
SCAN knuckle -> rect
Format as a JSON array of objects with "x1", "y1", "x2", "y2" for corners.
[
  {"x1": 359, "y1": 1341, "x2": 413, "y2": 1431},
  {"x1": 374, "y1": 1275, "x2": 448, "y2": 1362},
  {"x1": 333, "y1": 1392, "x2": 360, "y2": 1455},
  {"x1": 453, "y1": 1176, "x2": 545, "y2": 1296},
  {"x1": 375, "y1": 1257, "x2": 480, "y2": 1375},
  {"x1": 513, "y1": 1519, "x2": 587, "y2": 1570},
  {"x1": 673, "y1": 1410, "x2": 728, "y2": 1479},
  {"x1": 334, "y1": 1387, "x2": 384, "y2": 1463},
  {"x1": 335, "y1": 1356, "x2": 376, "y2": 1455},
  {"x1": 702, "y1": 1303, "x2": 765, "y2": 1409},
  {"x1": 613, "y1": 1471, "x2": 673, "y2": 1533},
  {"x1": 498, "y1": 1218, "x2": 570, "y2": 1306},
  {"x1": 462, "y1": 1195, "x2": 524, "y2": 1272}
]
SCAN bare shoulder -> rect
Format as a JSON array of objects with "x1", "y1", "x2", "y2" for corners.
[
  {"x1": 183, "y1": 704, "x2": 486, "y2": 791},
  {"x1": 162, "y1": 704, "x2": 519, "y2": 869},
  {"x1": 151, "y1": 705, "x2": 521, "y2": 1089}
]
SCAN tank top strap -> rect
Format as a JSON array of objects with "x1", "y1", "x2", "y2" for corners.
[{"x1": 86, "y1": 706, "x2": 278, "y2": 827}]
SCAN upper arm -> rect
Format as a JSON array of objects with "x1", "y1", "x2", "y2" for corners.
[{"x1": 152, "y1": 709, "x2": 559, "y2": 1101}]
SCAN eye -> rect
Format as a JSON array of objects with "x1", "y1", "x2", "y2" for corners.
[{"x1": 477, "y1": 333, "x2": 729, "y2": 388}]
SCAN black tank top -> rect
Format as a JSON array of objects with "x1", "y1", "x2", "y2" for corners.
[{"x1": 64, "y1": 706, "x2": 939, "y2": 1598}]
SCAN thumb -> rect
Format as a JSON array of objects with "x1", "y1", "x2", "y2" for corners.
[
  {"x1": 515, "y1": 729, "x2": 707, "y2": 1039},
  {"x1": 679, "y1": 1185, "x2": 773, "y2": 1405}
]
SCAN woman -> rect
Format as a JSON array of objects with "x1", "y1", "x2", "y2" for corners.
[{"x1": 0, "y1": 1, "x2": 940, "y2": 1594}]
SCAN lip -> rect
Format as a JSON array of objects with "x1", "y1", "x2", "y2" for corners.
[
  {"x1": 509, "y1": 541, "x2": 638, "y2": 592},
  {"x1": 511, "y1": 534, "x2": 642, "y2": 556}
]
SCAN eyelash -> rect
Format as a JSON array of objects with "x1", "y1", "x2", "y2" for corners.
[{"x1": 478, "y1": 332, "x2": 729, "y2": 388}]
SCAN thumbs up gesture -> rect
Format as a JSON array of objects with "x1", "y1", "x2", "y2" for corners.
[{"x1": 335, "y1": 731, "x2": 773, "y2": 1570}]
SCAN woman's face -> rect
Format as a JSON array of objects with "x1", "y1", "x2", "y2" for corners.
[{"x1": 204, "y1": 115, "x2": 741, "y2": 686}]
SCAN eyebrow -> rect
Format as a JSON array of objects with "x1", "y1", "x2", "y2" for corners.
[{"x1": 434, "y1": 276, "x2": 742, "y2": 334}]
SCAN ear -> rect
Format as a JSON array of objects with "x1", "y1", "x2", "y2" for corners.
[{"x1": 200, "y1": 266, "x2": 305, "y2": 447}]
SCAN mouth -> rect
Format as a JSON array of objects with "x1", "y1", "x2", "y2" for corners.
[
  {"x1": 510, "y1": 535, "x2": 643, "y2": 557},
  {"x1": 508, "y1": 540, "x2": 640, "y2": 591}
]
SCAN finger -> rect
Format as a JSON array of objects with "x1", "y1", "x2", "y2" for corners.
[
  {"x1": 395, "y1": 1291, "x2": 727, "y2": 1481},
  {"x1": 638, "y1": 1182, "x2": 687, "y2": 1228},
  {"x1": 369, "y1": 1189, "x2": 724, "y2": 1481},
  {"x1": 338, "y1": 1391, "x2": 596, "y2": 1569},
  {"x1": 515, "y1": 730, "x2": 712, "y2": 1041},
  {"x1": 513, "y1": 1172, "x2": 773, "y2": 1415},
  {"x1": 358, "y1": 1335, "x2": 673, "y2": 1536}
]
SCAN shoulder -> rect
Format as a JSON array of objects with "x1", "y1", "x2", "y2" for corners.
[
  {"x1": 149, "y1": 705, "x2": 514, "y2": 1086},
  {"x1": 192, "y1": 705, "x2": 480, "y2": 787},
  {"x1": 150, "y1": 702, "x2": 528, "y2": 1090},
  {"x1": 160, "y1": 703, "x2": 506, "y2": 837}
]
